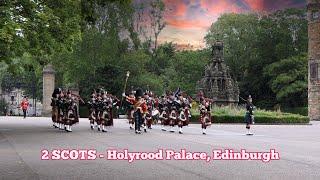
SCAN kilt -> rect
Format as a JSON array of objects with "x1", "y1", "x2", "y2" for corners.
[
  {"x1": 51, "y1": 106, "x2": 59, "y2": 123},
  {"x1": 66, "y1": 108, "x2": 79, "y2": 125},
  {"x1": 161, "y1": 117, "x2": 170, "y2": 125},
  {"x1": 128, "y1": 109, "x2": 134, "y2": 124},
  {"x1": 169, "y1": 111, "x2": 177, "y2": 126},
  {"x1": 200, "y1": 113, "x2": 211, "y2": 127},
  {"x1": 244, "y1": 112, "x2": 253, "y2": 124},
  {"x1": 177, "y1": 112, "x2": 189, "y2": 126},
  {"x1": 106, "y1": 109, "x2": 113, "y2": 126},
  {"x1": 178, "y1": 119, "x2": 189, "y2": 126}
]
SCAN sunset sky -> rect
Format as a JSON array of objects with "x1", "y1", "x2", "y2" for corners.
[{"x1": 145, "y1": 0, "x2": 306, "y2": 48}]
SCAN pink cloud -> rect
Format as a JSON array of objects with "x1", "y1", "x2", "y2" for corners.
[
  {"x1": 164, "y1": 0, "x2": 188, "y2": 17},
  {"x1": 243, "y1": 0, "x2": 305, "y2": 12},
  {"x1": 243, "y1": 0, "x2": 264, "y2": 11},
  {"x1": 200, "y1": 0, "x2": 243, "y2": 15}
]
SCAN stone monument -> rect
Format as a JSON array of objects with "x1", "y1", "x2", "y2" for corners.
[
  {"x1": 308, "y1": 0, "x2": 320, "y2": 121},
  {"x1": 42, "y1": 64, "x2": 55, "y2": 117},
  {"x1": 197, "y1": 41, "x2": 239, "y2": 106}
]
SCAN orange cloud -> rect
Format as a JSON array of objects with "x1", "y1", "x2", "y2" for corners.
[{"x1": 166, "y1": 18, "x2": 211, "y2": 29}]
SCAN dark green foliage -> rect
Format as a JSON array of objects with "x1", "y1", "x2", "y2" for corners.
[
  {"x1": 282, "y1": 107, "x2": 308, "y2": 116},
  {"x1": 264, "y1": 54, "x2": 307, "y2": 106},
  {"x1": 205, "y1": 8, "x2": 308, "y2": 108},
  {"x1": 190, "y1": 114, "x2": 309, "y2": 124},
  {"x1": 0, "y1": 0, "x2": 82, "y2": 66}
]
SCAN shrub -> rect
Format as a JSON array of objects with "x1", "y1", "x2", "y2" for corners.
[{"x1": 190, "y1": 106, "x2": 309, "y2": 124}]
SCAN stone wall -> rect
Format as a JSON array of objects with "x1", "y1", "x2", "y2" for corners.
[
  {"x1": 308, "y1": 0, "x2": 320, "y2": 120},
  {"x1": 42, "y1": 64, "x2": 55, "y2": 117}
]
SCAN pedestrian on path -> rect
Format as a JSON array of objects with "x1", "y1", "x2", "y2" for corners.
[{"x1": 20, "y1": 96, "x2": 29, "y2": 119}]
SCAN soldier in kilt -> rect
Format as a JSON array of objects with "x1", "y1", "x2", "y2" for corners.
[
  {"x1": 63, "y1": 90, "x2": 79, "y2": 132},
  {"x1": 100, "y1": 91, "x2": 117, "y2": 132},
  {"x1": 94, "y1": 91, "x2": 104, "y2": 131},
  {"x1": 124, "y1": 92, "x2": 135, "y2": 130},
  {"x1": 51, "y1": 88, "x2": 61, "y2": 128},
  {"x1": 87, "y1": 91, "x2": 97, "y2": 130},
  {"x1": 244, "y1": 95, "x2": 254, "y2": 135},
  {"x1": 199, "y1": 97, "x2": 212, "y2": 135},
  {"x1": 168, "y1": 95, "x2": 178, "y2": 133},
  {"x1": 176, "y1": 94, "x2": 192, "y2": 134},
  {"x1": 159, "y1": 96, "x2": 170, "y2": 131},
  {"x1": 57, "y1": 90, "x2": 66, "y2": 130},
  {"x1": 133, "y1": 88, "x2": 148, "y2": 134},
  {"x1": 144, "y1": 93, "x2": 154, "y2": 132}
]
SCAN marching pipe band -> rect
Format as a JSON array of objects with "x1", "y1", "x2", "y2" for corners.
[
  {"x1": 51, "y1": 87, "x2": 255, "y2": 135},
  {"x1": 51, "y1": 88, "x2": 81, "y2": 132}
]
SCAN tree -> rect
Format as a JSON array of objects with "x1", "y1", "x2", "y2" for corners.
[
  {"x1": 204, "y1": 8, "x2": 308, "y2": 108},
  {"x1": 163, "y1": 49, "x2": 210, "y2": 95},
  {"x1": 132, "y1": 0, "x2": 166, "y2": 55},
  {"x1": 149, "y1": 0, "x2": 166, "y2": 56},
  {"x1": 0, "y1": 0, "x2": 82, "y2": 66},
  {"x1": 264, "y1": 53, "x2": 307, "y2": 107}
]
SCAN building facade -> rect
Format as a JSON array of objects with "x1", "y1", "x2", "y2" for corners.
[{"x1": 308, "y1": 0, "x2": 320, "y2": 120}]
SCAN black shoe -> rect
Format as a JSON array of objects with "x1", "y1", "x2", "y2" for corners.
[
  {"x1": 130, "y1": 127, "x2": 133, "y2": 130},
  {"x1": 102, "y1": 129, "x2": 107, "y2": 132},
  {"x1": 202, "y1": 132, "x2": 206, "y2": 135},
  {"x1": 179, "y1": 131, "x2": 183, "y2": 134},
  {"x1": 161, "y1": 129, "x2": 167, "y2": 131},
  {"x1": 135, "y1": 130, "x2": 141, "y2": 134},
  {"x1": 144, "y1": 129, "x2": 147, "y2": 133},
  {"x1": 98, "y1": 127, "x2": 101, "y2": 131},
  {"x1": 90, "y1": 125, "x2": 94, "y2": 130},
  {"x1": 170, "y1": 130, "x2": 175, "y2": 133}
]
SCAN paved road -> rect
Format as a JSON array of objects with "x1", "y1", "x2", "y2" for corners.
[{"x1": 0, "y1": 116, "x2": 320, "y2": 180}]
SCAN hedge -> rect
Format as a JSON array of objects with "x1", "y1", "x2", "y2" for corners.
[
  {"x1": 282, "y1": 107, "x2": 308, "y2": 116},
  {"x1": 189, "y1": 114, "x2": 309, "y2": 124}
]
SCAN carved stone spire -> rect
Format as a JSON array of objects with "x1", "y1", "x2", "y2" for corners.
[{"x1": 197, "y1": 41, "x2": 239, "y2": 106}]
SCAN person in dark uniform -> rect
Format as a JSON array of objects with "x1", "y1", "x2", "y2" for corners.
[
  {"x1": 159, "y1": 95, "x2": 169, "y2": 131},
  {"x1": 51, "y1": 88, "x2": 62, "y2": 128},
  {"x1": 244, "y1": 95, "x2": 255, "y2": 135},
  {"x1": 199, "y1": 97, "x2": 212, "y2": 135},
  {"x1": 87, "y1": 91, "x2": 97, "y2": 130},
  {"x1": 133, "y1": 88, "x2": 148, "y2": 134},
  {"x1": 123, "y1": 91, "x2": 136, "y2": 130}
]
